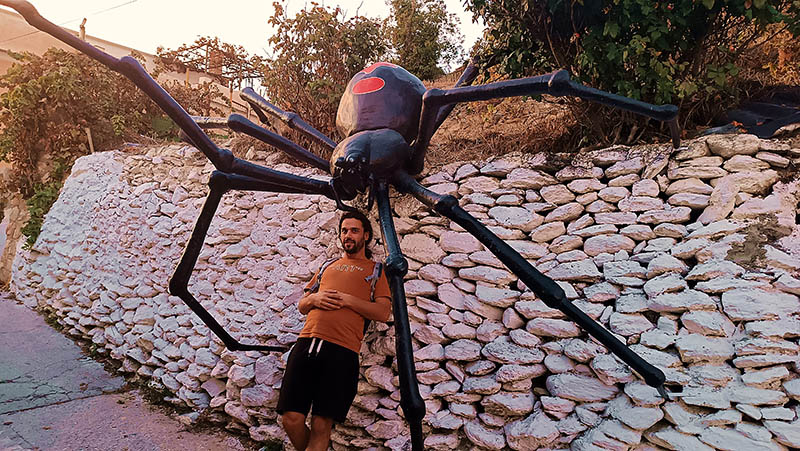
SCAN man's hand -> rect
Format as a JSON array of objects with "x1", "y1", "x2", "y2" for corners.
[
  {"x1": 313, "y1": 290, "x2": 344, "y2": 310},
  {"x1": 298, "y1": 289, "x2": 343, "y2": 314}
]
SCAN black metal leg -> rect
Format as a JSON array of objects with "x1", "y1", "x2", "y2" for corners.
[
  {"x1": 409, "y1": 69, "x2": 680, "y2": 175},
  {"x1": 194, "y1": 114, "x2": 331, "y2": 173},
  {"x1": 170, "y1": 171, "x2": 303, "y2": 352},
  {"x1": 431, "y1": 58, "x2": 480, "y2": 132},
  {"x1": 376, "y1": 180, "x2": 425, "y2": 451},
  {"x1": 228, "y1": 157, "x2": 334, "y2": 198},
  {"x1": 241, "y1": 87, "x2": 338, "y2": 152},
  {"x1": 393, "y1": 172, "x2": 668, "y2": 394}
]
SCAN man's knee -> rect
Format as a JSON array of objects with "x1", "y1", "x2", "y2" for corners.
[{"x1": 282, "y1": 411, "x2": 307, "y2": 429}]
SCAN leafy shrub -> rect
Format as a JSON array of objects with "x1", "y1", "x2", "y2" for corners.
[
  {"x1": 20, "y1": 180, "x2": 60, "y2": 249},
  {"x1": 0, "y1": 48, "x2": 224, "y2": 244},
  {"x1": 466, "y1": 0, "x2": 800, "y2": 142}
]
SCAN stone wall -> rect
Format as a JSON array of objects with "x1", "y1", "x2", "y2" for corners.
[{"x1": 10, "y1": 135, "x2": 800, "y2": 450}]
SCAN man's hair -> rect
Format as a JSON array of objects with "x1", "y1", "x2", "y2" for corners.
[{"x1": 339, "y1": 210, "x2": 373, "y2": 259}]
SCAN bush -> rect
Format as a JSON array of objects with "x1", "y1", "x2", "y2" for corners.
[
  {"x1": 0, "y1": 48, "x2": 224, "y2": 244},
  {"x1": 466, "y1": 0, "x2": 800, "y2": 142}
]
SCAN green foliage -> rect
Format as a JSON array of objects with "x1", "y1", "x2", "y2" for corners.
[
  {"x1": 387, "y1": 0, "x2": 464, "y2": 80},
  {"x1": 262, "y1": 2, "x2": 390, "y2": 147},
  {"x1": 0, "y1": 48, "x2": 223, "y2": 197},
  {"x1": 466, "y1": 0, "x2": 800, "y2": 139},
  {"x1": 0, "y1": 48, "x2": 224, "y2": 245},
  {"x1": 20, "y1": 179, "x2": 60, "y2": 249}
]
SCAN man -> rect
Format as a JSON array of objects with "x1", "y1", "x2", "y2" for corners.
[{"x1": 277, "y1": 210, "x2": 392, "y2": 451}]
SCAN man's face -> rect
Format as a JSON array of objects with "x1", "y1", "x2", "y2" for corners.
[{"x1": 340, "y1": 218, "x2": 368, "y2": 256}]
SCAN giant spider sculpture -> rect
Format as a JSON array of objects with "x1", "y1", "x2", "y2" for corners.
[{"x1": 5, "y1": 1, "x2": 682, "y2": 449}]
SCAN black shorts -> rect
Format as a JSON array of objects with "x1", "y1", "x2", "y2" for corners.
[{"x1": 276, "y1": 337, "x2": 359, "y2": 423}]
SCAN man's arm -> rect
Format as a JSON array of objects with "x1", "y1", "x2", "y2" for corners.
[
  {"x1": 333, "y1": 293, "x2": 392, "y2": 322},
  {"x1": 298, "y1": 290, "x2": 343, "y2": 315}
]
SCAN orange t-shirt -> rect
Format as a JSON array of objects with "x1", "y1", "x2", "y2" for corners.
[{"x1": 299, "y1": 256, "x2": 391, "y2": 353}]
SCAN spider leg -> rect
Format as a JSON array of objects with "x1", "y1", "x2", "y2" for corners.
[
  {"x1": 409, "y1": 69, "x2": 681, "y2": 175},
  {"x1": 240, "y1": 87, "x2": 338, "y2": 152},
  {"x1": 194, "y1": 114, "x2": 331, "y2": 172},
  {"x1": 375, "y1": 180, "x2": 425, "y2": 451},
  {"x1": 170, "y1": 170, "x2": 333, "y2": 352},
  {"x1": 392, "y1": 172, "x2": 669, "y2": 396},
  {"x1": 430, "y1": 58, "x2": 480, "y2": 133}
]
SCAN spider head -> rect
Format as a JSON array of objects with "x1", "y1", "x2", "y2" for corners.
[
  {"x1": 331, "y1": 132, "x2": 372, "y2": 201},
  {"x1": 330, "y1": 129, "x2": 411, "y2": 202}
]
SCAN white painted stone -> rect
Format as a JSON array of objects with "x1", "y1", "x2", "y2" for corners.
[
  {"x1": 649, "y1": 289, "x2": 716, "y2": 312},
  {"x1": 609, "y1": 312, "x2": 654, "y2": 336},
  {"x1": 722, "y1": 288, "x2": 800, "y2": 321},
  {"x1": 643, "y1": 273, "x2": 687, "y2": 297},
  {"x1": 698, "y1": 426, "x2": 780, "y2": 451},
  {"x1": 546, "y1": 373, "x2": 619, "y2": 402},
  {"x1": 591, "y1": 354, "x2": 634, "y2": 384},
  {"x1": 546, "y1": 260, "x2": 602, "y2": 282},
  {"x1": 675, "y1": 334, "x2": 734, "y2": 363},
  {"x1": 504, "y1": 412, "x2": 560, "y2": 451},
  {"x1": 439, "y1": 231, "x2": 483, "y2": 253},
  {"x1": 482, "y1": 336, "x2": 545, "y2": 364},
  {"x1": 681, "y1": 310, "x2": 735, "y2": 337},
  {"x1": 463, "y1": 420, "x2": 505, "y2": 450},
  {"x1": 646, "y1": 427, "x2": 715, "y2": 451}
]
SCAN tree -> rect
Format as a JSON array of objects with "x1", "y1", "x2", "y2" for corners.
[
  {"x1": 466, "y1": 0, "x2": 800, "y2": 141},
  {"x1": 387, "y1": 0, "x2": 464, "y2": 80},
  {"x1": 157, "y1": 36, "x2": 264, "y2": 91},
  {"x1": 261, "y1": 1, "x2": 390, "y2": 149}
]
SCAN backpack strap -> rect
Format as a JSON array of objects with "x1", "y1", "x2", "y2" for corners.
[
  {"x1": 362, "y1": 262, "x2": 384, "y2": 334},
  {"x1": 365, "y1": 262, "x2": 383, "y2": 302},
  {"x1": 306, "y1": 258, "x2": 338, "y2": 294}
]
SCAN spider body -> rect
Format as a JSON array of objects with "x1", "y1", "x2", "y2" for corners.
[
  {"x1": 4, "y1": 2, "x2": 683, "y2": 449},
  {"x1": 330, "y1": 63, "x2": 425, "y2": 199}
]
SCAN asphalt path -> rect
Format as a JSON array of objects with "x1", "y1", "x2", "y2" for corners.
[{"x1": 0, "y1": 293, "x2": 253, "y2": 451}]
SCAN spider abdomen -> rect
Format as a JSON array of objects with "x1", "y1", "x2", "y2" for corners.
[{"x1": 336, "y1": 62, "x2": 426, "y2": 143}]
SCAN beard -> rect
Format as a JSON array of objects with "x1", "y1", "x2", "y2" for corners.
[{"x1": 342, "y1": 238, "x2": 365, "y2": 255}]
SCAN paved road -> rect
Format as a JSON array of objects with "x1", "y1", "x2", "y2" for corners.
[{"x1": 0, "y1": 294, "x2": 254, "y2": 451}]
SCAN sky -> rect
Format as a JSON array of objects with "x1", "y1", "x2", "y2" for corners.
[{"x1": 1, "y1": 0, "x2": 485, "y2": 64}]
